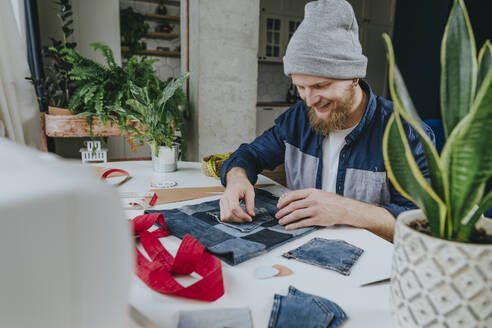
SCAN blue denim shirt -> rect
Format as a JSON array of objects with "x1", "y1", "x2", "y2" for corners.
[{"x1": 221, "y1": 80, "x2": 435, "y2": 218}]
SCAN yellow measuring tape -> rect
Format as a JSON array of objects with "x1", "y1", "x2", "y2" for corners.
[{"x1": 206, "y1": 152, "x2": 232, "y2": 179}]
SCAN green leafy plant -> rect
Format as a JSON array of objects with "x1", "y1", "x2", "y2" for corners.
[
  {"x1": 61, "y1": 43, "x2": 126, "y2": 127},
  {"x1": 61, "y1": 43, "x2": 161, "y2": 125},
  {"x1": 60, "y1": 42, "x2": 189, "y2": 151},
  {"x1": 382, "y1": 0, "x2": 492, "y2": 242},
  {"x1": 120, "y1": 7, "x2": 149, "y2": 59},
  {"x1": 116, "y1": 72, "x2": 190, "y2": 157}
]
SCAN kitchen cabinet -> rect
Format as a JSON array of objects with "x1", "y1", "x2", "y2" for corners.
[
  {"x1": 258, "y1": 15, "x2": 303, "y2": 63},
  {"x1": 258, "y1": 14, "x2": 284, "y2": 62},
  {"x1": 258, "y1": 0, "x2": 308, "y2": 62}
]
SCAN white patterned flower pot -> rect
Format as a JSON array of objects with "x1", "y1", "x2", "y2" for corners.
[{"x1": 391, "y1": 209, "x2": 492, "y2": 328}]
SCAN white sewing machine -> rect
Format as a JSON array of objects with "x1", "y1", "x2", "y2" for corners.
[{"x1": 0, "y1": 138, "x2": 133, "y2": 327}]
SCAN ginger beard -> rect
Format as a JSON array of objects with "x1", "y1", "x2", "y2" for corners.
[{"x1": 307, "y1": 84, "x2": 357, "y2": 135}]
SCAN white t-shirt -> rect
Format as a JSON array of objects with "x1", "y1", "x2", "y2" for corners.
[{"x1": 321, "y1": 125, "x2": 357, "y2": 193}]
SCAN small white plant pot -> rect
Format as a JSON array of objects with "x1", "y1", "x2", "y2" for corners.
[
  {"x1": 151, "y1": 144, "x2": 179, "y2": 173},
  {"x1": 391, "y1": 209, "x2": 492, "y2": 328}
]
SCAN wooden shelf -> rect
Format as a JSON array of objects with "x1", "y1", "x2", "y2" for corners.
[
  {"x1": 143, "y1": 31, "x2": 179, "y2": 40},
  {"x1": 43, "y1": 114, "x2": 139, "y2": 138},
  {"x1": 121, "y1": 46, "x2": 181, "y2": 58},
  {"x1": 145, "y1": 13, "x2": 180, "y2": 23},
  {"x1": 40, "y1": 107, "x2": 143, "y2": 152}
]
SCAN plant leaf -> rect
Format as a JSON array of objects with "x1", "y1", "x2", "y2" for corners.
[
  {"x1": 157, "y1": 72, "x2": 190, "y2": 109},
  {"x1": 383, "y1": 113, "x2": 447, "y2": 236},
  {"x1": 382, "y1": 34, "x2": 447, "y2": 203},
  {"x1": 440, "y1": 0, "x2": 477, "y2": 137},
  {"x1": 129, "y1": 82, "x2": 149, "y2": 106},
  {"x1": 456, "y1": 190, "x2": 492, "y2": 241},
  {"x1": 126, "y1": 99, "x2": 147, "y2": 117},
  {"x1": 477, "y1": 40, "x2": 492, "y2": 95},
  {"x1": 441, "y1": 66, "x2": 492, "y2": 239},
  {"x1": 90, "y1": 42, "x2": 117, "y2": 68},
  {"x1": 74, "y1": 111, "x2": 97, "y2": 118}
]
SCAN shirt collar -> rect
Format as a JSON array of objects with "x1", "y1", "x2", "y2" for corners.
[{"x1": 345, "y1": 79, "x2": 377, "y2": 144}]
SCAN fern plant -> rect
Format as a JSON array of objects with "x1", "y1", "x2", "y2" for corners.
[
  {"x1": 382, "y1": 0, "x2": 492, "y2": 242},
  {"x1": 61, "y1": 43, "x2": 126, "y2": 127},
  {"x1": 61, "y1": 43, "x2": 162, "y2": 127},
  {"x1": 60, "y1": 42, "x2": 189, "y2": 147},
  {"x1": 116, "y1": 73, "x2": 190, "y2": 157}
]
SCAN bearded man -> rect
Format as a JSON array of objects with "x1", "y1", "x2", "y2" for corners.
[{"x1": 219, "y1": 0, "x2": 434, "y2": 241}]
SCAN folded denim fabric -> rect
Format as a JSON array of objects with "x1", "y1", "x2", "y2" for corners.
[
  {"x1": 268, "y1": 294, "x2": 334, "y2": 328},
  {"x1": 268, "y1": 286, "x2": 347, "y2": 328},
  {"x1": 288, "y1": 286, "x2": 347, "y2": 328},
  {"x1": 146, "y1": 189, "x2": 317, "y2": 265},
  {"x1": 283, "y1": 238, "x2": 363, "y2": 275},
  {"x1": 178, "y1": 308, "x2": 253, "y2": 328}
]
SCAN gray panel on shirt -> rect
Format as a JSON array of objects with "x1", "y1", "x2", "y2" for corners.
[
  {"x1": 284, "y1": 142, "x2": 318, "y2": 190},
  {"x1": 344, "y1": 168, "x2": 391, "y2": 205}
]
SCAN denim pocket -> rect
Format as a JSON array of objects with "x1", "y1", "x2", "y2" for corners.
[
  {"x1": 288, "y1": 286, "x2": 347, "y2": 328},
  {"x1": 283, "y1": 238, "x2": 363, "y2": 275},
  {"x1": 268, "y1": 294, "x2": 335, "y2": 328},
  {"x1": 208, "y1": 207, "x2": 275, "y2": 232}
]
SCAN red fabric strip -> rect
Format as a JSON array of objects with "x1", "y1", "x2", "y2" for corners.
[
  {"x1": 131, "y1": 213, "x2": 224, "y2": 302},
  {"x1": 101, "y1": 168, "x2": 129, "y2": 179}
]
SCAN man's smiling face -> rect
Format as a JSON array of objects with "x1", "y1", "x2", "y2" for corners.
[{"x1": 291, "y1": 74, "x2": 358, "y2": 135}]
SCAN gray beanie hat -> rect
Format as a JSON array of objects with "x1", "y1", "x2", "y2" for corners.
[{"x1": 283, "y1": 0, "x2": 367, "y2": 79}]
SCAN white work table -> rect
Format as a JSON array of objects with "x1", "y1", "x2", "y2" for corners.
[{"x1": 99, "y1": 161, "x2": 396, "y2": 328}]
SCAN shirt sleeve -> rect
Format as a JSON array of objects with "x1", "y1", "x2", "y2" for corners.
[
  {"x1": 382, "y1": 121, "x2": 436, "y2": 218},
  {"x1": 220, "y1": 117, "x2": 287, "y2": 186}
]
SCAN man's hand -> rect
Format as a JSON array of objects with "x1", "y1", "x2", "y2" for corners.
[
  {"x1": 275, "y1": 188, "x2": 396, "y2": 241},
  {"x1": 220, "y1": 167, "x2": 256, "y2": 223},
  {"x1": 275, "y1": 188, "x2": 347, "y2": 230}
]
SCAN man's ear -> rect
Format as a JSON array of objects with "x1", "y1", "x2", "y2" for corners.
[{"x1": 353, "y1": 78, "x2": 360, "y2": 86}]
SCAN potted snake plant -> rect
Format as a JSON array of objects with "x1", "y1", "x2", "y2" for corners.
[
  {"x1": 119, "y1": 72, "x2": 190, "y2": 172},
  {"x1": 382, "y1": 1, "x2": 492, "y2": 326}
]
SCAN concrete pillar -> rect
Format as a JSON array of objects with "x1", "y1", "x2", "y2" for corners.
[{"x1": 187, "y1": 0, "x2": 259, "y2": 161}]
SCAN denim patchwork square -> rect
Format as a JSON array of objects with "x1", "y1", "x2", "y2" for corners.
[
  {"x1": 261, "y1": 219, "x2": 279, "y2": 228},
  {"x1": 283, "y1": 238, "x2": 363, "y2": 276},
  {"x1": 242, "y1": 229, "x2": 292, "y2": 248},
  {"x1": 208, "y1": 238, "x2": 266, "y2": 265},
  {"x1": 194, "y1": 226, "x2": 234, "y2": 248},
  {"x1": 163, "y1": 214, "x2": 213, "y2": 240},
  {"x1": 179, "y1": 202, "x2": 217, "y2": 215}
]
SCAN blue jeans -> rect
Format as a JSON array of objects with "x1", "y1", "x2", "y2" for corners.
[
  {"x1": 283, "y1": 238, "x2": 364, "y2": 275},
  {"x1": 178, "y1": 308, "x2": 253, "y2": 328},
  {"x1": 268, "y1": 286, "x2": 347, "y2": 328}
]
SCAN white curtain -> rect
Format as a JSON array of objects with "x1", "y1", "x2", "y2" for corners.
[{"x1": 0, "y1": 0, "x2": 40, "y2": 148}]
